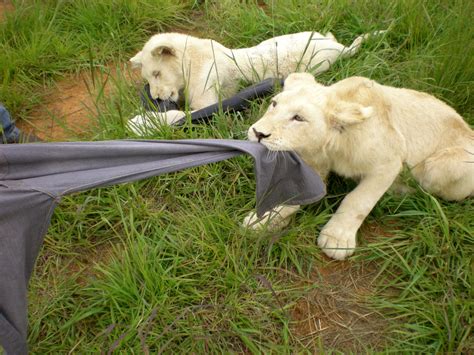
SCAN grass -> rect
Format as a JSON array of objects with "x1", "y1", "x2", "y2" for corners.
[
  {"x1": 0, "y1": 0, "x2": 192, "y2": 117},
  {"x1": 1, "y1": 0, "x2": 473, "y2": 353}
]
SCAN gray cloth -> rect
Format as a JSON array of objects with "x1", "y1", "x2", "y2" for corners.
[{"x1": 0, "y1": 139, "x2": 325, "y2": 354}]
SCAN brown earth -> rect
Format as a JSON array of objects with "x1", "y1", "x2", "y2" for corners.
[
  {"x1": 16, "y1": 66, "x2": 142, "y2": 141},
  {"x1": 289, "y1": 259, "x2": 389, "y2": 352},
  {"x1": 0, "y1": 0, "x2": 14, "y2": 21},
  {"x1": 17, "y1": 73, "x2": 101, "y2": 141},
  {"x1": 283, "y1": 221, "x2": 396, "y2": 352}
]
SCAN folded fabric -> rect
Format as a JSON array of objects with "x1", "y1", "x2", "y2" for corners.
[
  {"x1": 0, "y1": 139, "x2": 325, "y2": 354},
  {"x1": 140, "y1": 78, "x2": 284, "y2": 125}
]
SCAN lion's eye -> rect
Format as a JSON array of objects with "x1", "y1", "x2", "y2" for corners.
[
  {"x1": 153, "y1": 71, "x2": 161, "y2": 78},
  {"x1": 291, "y1": 114, "x2": 305, "y2": 122},
  {"x1": 271, "y1": 100, "x2": 277, "y2": 107}
]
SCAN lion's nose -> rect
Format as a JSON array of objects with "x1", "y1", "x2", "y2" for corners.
[{"x1": 253, "y1": 128, "x2": 271, "y2": 142}]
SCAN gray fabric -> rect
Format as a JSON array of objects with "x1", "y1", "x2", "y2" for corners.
[{"x1": 0, "y1": 139, "x2": 325, "y2": 354}]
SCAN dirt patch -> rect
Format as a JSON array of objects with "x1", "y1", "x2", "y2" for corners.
[
  {"x1": 361, "y1": 219, "x2": 399, "y2": 241},
  {"x1": 67, "y1": 241, "x2": 125, "y2": 285},
  {"x1": 16, "y1": 66, "x2": 141, "y2": 141},
  {"x1": 17, "y1": 74, "x2": 101, "y2": 141},
  {"x1": 290, "y1": 260, "x2": 388, "y2": 352},
  {"x1": 34, "y1": 238, "x2": 124, "y2": 289},
  {"x1": 0, "y1": 0, "x2": 14, "y2": 21}
]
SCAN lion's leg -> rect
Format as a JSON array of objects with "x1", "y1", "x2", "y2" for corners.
[
  {"x1": 318, "y1": 161, "x2": 402, "y2": 260},
  {"x1": 242, "y1": 205, "x2": 300, "y2": 231},
  {"x1": 411, "y1": 145, "x2": 474, "y2": 201}
]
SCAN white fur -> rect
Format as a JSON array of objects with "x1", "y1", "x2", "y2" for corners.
[
  {"x1": 128, "y1": 31, "x2": 384, "y2": 130},
  {"x1": 245, "y1": 73, "x2": 474, "y2": 260},
  {"x1": 128, "y1": 110, "x2": 185, "y2": 134}
]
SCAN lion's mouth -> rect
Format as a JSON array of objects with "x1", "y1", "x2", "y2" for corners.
[
  {"x1": 168, "y1": 88, "x2": 186, "y2": 105},
  {"x1": 259, "y1": 140, "x2": 286, "y2": 152}
]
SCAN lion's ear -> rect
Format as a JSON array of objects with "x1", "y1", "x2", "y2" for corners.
[
  {"x1": 151, "y1": 45, "x2": 176, "y2": 57},
  {"x1": 129, "y1": 51, "x2": 143, "y2": 69},
  {"x1": 284, "y1": 73, "x2": 318, "y2": 91},
  {"x1": 327, "y1": 101, "x2": 373, "y2": 127}
]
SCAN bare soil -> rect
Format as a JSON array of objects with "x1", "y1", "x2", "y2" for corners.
[
  {"x1": 17, "y1": 74, "x2": 100, "y2": 141},
  {"x1": 16, "y1": 67, "x2": 141, "y2": 141},
  {"x1": 0, "y1": 0, "x2": 13, "y2": 21},
  {"x1": 290, "y1": 259, "x2": 389, "y2": 352}
]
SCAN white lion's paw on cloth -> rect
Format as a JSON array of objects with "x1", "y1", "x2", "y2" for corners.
[
  {"x1": 318, "y1": 226, "x2": 356, "y2": 260},
  {"x1": 242, "y1": 205, "x2": 300, "y2": 231},
  {"x1": 127, "y1": 110, "x2": 185, "y2": 134}
]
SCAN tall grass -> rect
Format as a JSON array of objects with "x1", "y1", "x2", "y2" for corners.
[
  {"x1": 361, "y1": 190, "x2": 473, "y2": 352},
  {"x1": 1, "y1": 0, "x2": 472, "y2": 353}
]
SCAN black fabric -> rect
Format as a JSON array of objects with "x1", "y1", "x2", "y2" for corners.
[
  {"x1": 0, "y1": 139, "x2": 325, "y2": 354},
  {"x1": 141, "y1": 78, "x2": 284, "y2": 125},
  {"x1": 140, "y1": 84, "x2": 179, "y2": 112}
]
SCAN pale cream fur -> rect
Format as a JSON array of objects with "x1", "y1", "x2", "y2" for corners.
[
  {"x1": 245, "y1": 73, "x2": 474, "y2": 260},
  {"x1": 128, "y1": 31, "x2": 383, "y2": 130}
]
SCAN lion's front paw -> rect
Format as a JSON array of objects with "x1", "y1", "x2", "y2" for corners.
[
  {"x1": 318, "y1": 226, "x2": 356, "y2": 260},
  {"x1": 242, "y1": 210, "x2": 291, "y2": 232},
  {"x1": 162, "y1": 110, "x2": 186, "y2": 125},
  {"x1": 127, "y1": 110, "x2": 186, "y2": 134},
  {"x1": 242, "y1": 211, "x2": 263, "y2": 230}
]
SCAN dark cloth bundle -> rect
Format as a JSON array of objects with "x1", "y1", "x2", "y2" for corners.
[{"x1": 140, "y1": 78, "x2": 284, "y2": 125}]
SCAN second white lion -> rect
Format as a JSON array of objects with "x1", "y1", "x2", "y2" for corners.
[{"x1": 128, "y1": 31, "x2": 382, "y2": 127}]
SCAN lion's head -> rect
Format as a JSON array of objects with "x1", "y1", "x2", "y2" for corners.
[
  {"x1": 130, "y1": 33, "x2": 187, "y2": 102},
  {"x1": 248, "y1": 73, "x2": 374, "y2": 155}
]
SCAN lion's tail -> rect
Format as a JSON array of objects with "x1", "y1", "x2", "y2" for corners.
[{"x1": 341, "y1": 30, "x2": 387, "y2": 58}]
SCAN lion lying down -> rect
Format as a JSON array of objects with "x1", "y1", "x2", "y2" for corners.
[
  {"x1": 246, "y1": 73, "x2": 474, "y2": 260},
  {"x1": 128, "y1": 30, "x2": 383, "y2": 127}
]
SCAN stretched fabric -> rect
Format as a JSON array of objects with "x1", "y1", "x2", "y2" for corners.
[{"x1": 0, "y1": 139, "x2": 325, "y2": 354}]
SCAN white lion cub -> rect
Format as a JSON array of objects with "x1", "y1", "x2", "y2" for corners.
[
  {"x1": 128, "y1": 31, "x2": 383, "y2": 129},
  {"x1": 246, "y1": 73, "x2": 473, "y2": 260}
]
